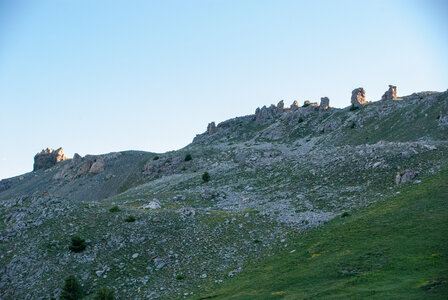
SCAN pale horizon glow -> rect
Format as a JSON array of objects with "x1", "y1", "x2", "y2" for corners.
[{"x1": 1, "y1": 0, "x2": 447, "y2": 179}]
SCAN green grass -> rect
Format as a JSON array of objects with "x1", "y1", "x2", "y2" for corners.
[{"x1": 198, "y1": 169, "x2": 448, "y2": 299}]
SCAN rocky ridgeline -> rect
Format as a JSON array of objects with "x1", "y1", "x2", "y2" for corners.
[
  {"x1": 33, "y1": 147, "x2": 68, "y2": 171},
  {"x1": 253, "y1": 98, "x2": 329, "y2": 125},
  {"x1": 199, "y1": 85, "x2": 403, "y2": 139},
  {"x1": 33, "y1": 148, "x2": 107, "y2": 177}
]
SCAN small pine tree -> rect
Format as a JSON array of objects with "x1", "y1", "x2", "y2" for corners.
[
  {"x1": 69, "y1": 235, "x2": 87, "y2": 252},
  {"x1": 109, "y1": 206, "x2": 120, "y2": 212},
  {"x1": 202, "y1": 172, "x2": 210, "y2": 183},
  {"x1": 94, "y1": 287, "x2": 115, "y2": 300},
  {"x1": 153, "y1": 155, "x2": 159, "y2": 160},
  {"x1": 61, "y1": 275, "x2": 83, "y2": 300},
  {"x1": 184, "y1": 153, "x2": 192, "y2": 161},
  {"x1": 124, "y1": 215, "x2": 136, "y2": 222}
]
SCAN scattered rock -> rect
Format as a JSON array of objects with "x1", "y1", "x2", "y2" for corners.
[
  {"x1": 201, "y1": 190, "x2": 220, "y2": 200},
  {"x1": 372, "y1": 161, "x2": 382, "y2": 168},
  {"x1": 228, "y1": 267, "x2": 242, "y2": 277},
  {"x1": 173, "y1": 195, "x2": 186, "y2": 201},
  {"x1": 132, "y1": 253, "x2": 139, "y2": 259},
  {"x1": 401, "y1": 151, "x2": 411, "y2": 159},
  {"x1": 178, "y1": 207, "x2": 195, "y2": 217},
  {"x1": 140, "y1": 201, "x2": 161, "y2": 210},
  {"x1": 154, "y1": 258, "x2": 167, "y2": 270}
]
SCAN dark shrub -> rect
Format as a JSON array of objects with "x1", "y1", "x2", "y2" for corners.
[
  {"x1": 341, "y1": 212, "x2": 350, "y2": 218},
  {"x1": 109, "y1": 206, "x2": 120, "y2": 212},
  {"x1": 349, "y1": 104, "x2": 359, "y2": 111},
  {"x1": 184, "y1": 154, "x2": 192, "y2": 161},
  {"x1": 302, "y1": 101, "x2": 311, "y2": 107},
  {"x1": 176, "y1": 274, "x2": 185, "y2": 280},
  {"x1": 202, "y1": 172, "x2": 210, "y2": 183},
  {"x1": 61, "y1": 275, "x2": 83, "y2": 300},
  {"x1": 94, "y1": 287, "x2": 115, "y2": 300},
  {"x1": 69, "y1": 235, "x2": 86, "y2": 253},
  {"x1": 153, "y1": 156, "x2": 159, "y2": 160},
  {"x1": 350, "y1": 121, "x2": 356, "y2": 129},
  {"x1": 125, "y1": 215, "x2": 136, "y2": 222},
  {"x1": 298, "y1": 116, "x2": 304, "y2": 123}
]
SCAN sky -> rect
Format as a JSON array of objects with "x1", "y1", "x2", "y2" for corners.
[{"x1": 0, "y1": 0, "x2": 447, "y2": 180}]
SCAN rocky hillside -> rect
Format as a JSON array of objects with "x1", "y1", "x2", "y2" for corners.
[{"x1": 0, "y1": 88, "x2": 447, "y2": 299}]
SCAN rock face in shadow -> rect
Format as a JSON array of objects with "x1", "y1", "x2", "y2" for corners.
[
  {"x1": 351, "y1": 88, "x2": 367, "y2": 107},
  {"x1": 382, "y1": 85, "x2": 397, "y2": 100},
  {"x1": 33, "y1": 148, "x2": 68, "y2": 171}
]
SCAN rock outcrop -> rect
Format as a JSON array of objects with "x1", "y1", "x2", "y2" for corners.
[
  {"x1": 255, "y1": 105, "x2": 275, "y2": 124},
  {"x1": 33, "y1": 148, "x2": 68, "y2": 171},
  {"x1": 319, "y1": 97, "x2": 330, "y2": 111},
  {"x1": 290, "y1": 100, "x2": 299, "y2": 110},
  {"x1": 276, "y1": 100, "x2": 285, "y2": 112},
  {"x1": 351, "y1": 88, "x2": 367, "y2": 107},
  {"x1": 207, "y1": 122, "x2": 216, "y2": 135},
  {"x1": 382, "y1": 85, "x2": 397, "y2": 100}
]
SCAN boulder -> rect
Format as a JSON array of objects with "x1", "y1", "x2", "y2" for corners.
[
  {"x1": 395, "y1": 169, "x2": 416, "y2": 184},
  {"x1": 351, "y1": 88, "x2": 367, "y2": 107},
  {"x1": 382, "y1": 85, "x2": 397, "y2": 100},
  {"x1": 33, "y1": 147, "x2": 68, "y2": 171},
  {"x1": 89, "y1": 159, "x2": 106, "y2": 174}
]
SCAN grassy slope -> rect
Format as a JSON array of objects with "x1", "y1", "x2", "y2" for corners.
[{"x1": 198, "y1": 169, "x2": 448, "y2": 299}]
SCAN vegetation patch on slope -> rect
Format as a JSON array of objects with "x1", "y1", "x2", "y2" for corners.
[{"x1": 198, "y1": 169, "x2": 448, "y2": 299}]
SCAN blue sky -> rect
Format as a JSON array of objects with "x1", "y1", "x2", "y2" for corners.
[{"x1": 1, "y1": 0, "x2": 447, "y2": 179}]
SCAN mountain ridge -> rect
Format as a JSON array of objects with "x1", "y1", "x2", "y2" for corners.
[{"x1": 0, "y1": 88, "x2": 447, "y2": 299}]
